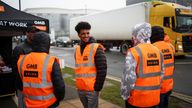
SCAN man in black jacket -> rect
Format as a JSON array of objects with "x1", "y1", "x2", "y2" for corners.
[
  {"x1": 13, "y1": 26, "x2": 40, "y2": 57},
  {"x1": 16, "y1": 31, "x2": 65, "y2": 108},
  {"x1": 74, "y1": 21, "x2": 107, "y2": 108}
]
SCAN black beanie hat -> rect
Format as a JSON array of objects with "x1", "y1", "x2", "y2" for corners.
[
  {"x1": 32, "y1": 31, "x2": 50, "y2": 53},
  {"x1": 150, "y1": 26, "x2": 165, "y2": 43}
]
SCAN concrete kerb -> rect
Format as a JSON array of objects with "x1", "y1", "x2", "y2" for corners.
[{"x1": 65, "y1": 65, "x2": 192, "y2": 104}]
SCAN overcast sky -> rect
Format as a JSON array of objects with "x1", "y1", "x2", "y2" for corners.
[{"x1": 2, "y1": 0, "x2": 126, "y2": 11}]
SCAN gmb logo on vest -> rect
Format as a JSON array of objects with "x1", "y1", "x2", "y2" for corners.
[
  {"x1": 26, "y1": 64, "x2": 37, "y2": 69},
  {"x1": 162, "y1": 49, "x2": 170, "y2": 53},
  {"x1": 24, "y1": 64, "x2": 38, "y2": 77},
  {"x1": 83, "y1": 56, "x2": 88, "y2": 61},
  {"x1": 147, "y1": 53, "x2": 157, "y2": 58},
  {"x1": 147, "y1": 53, "x2": 159, "y2": 66}
]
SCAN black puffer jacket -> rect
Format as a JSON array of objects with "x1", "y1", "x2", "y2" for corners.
[
  {"x1": 79, "y1": 37, "x2": 107, "y2": 91},
  {"x1": 16, "y1": 32, "x2": 65, "y2": 107}
]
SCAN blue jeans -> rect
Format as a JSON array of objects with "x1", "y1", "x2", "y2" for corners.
[
  {"x1": 78, "y1": 90, "x2": 98, "y2": 108},
  {"x1": 158, "y1": 90, "x2": 172, "y2": 108},
  {"x1": 17, "y1": 90, "x2": 26, "y2": 108}
]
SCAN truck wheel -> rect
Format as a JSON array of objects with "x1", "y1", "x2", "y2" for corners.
[
  {"x1": 71, "y1": 43, "x2": 74, "y2": 47},
  {"x1": 120, "y1": 43, "x2": 129, "y2": 55}
]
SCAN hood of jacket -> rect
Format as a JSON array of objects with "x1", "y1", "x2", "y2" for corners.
[
  {"x1": 31, "y1": 31, "x2": 50, "y2": 53},
  {"x1": 132, "y1": 22, "x2": 151, "y2": 46}
]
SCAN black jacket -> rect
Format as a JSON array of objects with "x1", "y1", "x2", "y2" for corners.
[
  {"x1": 12, "y1": 32, "x2": 65, "y2": 107},
  {"x1": 79, "y1": 37, "x2": 107, "y2": 91}
]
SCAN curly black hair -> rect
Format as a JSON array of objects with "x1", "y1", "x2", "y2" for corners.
[{"x1": 75, "y1": 21, "x2": 91, "y2": 34}]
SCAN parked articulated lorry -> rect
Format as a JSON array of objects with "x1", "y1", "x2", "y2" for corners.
[{"x1": 70, "y1": 1, "x2": 192, "y2": 55}]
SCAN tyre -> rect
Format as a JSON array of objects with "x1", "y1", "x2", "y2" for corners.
[
  {"x1": 71, "y1": 43, "x2": 74, "y2": 47},
  {"x1": 120, "y1": 43, "x2": 129, "y2": 55}
]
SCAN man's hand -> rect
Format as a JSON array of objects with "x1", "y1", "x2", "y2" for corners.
[{"x1": 95, "y1": 91, "x2": 100, "y2": 96}]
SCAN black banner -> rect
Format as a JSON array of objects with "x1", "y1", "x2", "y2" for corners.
[
  {"x1": 24, "y1": 71, "x2": 38, "y2": 78},
  {"x1": 147, "y1": 60, "x2": 159, "y2": 66},
  {"x1": 164, "y1": 54, "x2": 172, "y2": 60}
]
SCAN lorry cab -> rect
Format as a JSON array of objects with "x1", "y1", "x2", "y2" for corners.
[{"x1": 149, "y1": 1, "x2": 192, "y2": 55}]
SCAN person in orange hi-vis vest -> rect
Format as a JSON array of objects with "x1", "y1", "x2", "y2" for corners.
[
  {"x1": 74, "y1": 21, "x2": 107, "y2": 108},
  {"x1": 121, "y1": 23, "x2": 164, "y2": 108},
  {"x1": 151, "y1": 26, "x2": 175, "y2": 108},
  {"x1": 17, "y1": 32, "x2": 65, "y2": 108}
]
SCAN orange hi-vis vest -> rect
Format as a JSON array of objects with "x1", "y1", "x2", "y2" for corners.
[
  {"x1": 75, "y1": 43, "x2": 100, "y2": 91},
  {"x1": 153, "y1": 41, "x2": 175, "y2": 94},
  {"x1": 128, "y1": 43, "x2": 163, "y2": 107},
  {"x1": 17, "y1": 53, "x2": 57, "y2": 108}
]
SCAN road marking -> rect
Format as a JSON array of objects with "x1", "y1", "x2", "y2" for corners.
[
  {"x1": 171, "y1": 92, "x2": 192, "y2": 104},
  {"x1": 12, "y1": 95, "x2": 18, "y2": 106},
  {"x1": 107, "y1": 75, "x2": 121, "y2": 82},
  {"x1": 65, "y1": 65, "x2": 75, "y2": 68},
  {"x1": 175, "y1": 62, "x2": 192, "y2": 65}
]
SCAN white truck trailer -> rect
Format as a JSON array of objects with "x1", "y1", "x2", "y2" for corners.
[
  {"x1": 70, "y1": 2, "x2": 147, "y2": 53},
  {"x1": 70, "y1": 1, "x2": 192, "y2": 55}
]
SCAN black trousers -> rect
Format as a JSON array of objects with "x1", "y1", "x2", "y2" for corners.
[
  {"x1": 125, "y1": 100, "x2": 158, "y2": 108},
  {"x1": 158, "y1": 90, "x2": 172, "y2": 108}
]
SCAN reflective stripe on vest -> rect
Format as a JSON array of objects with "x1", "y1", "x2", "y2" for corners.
[
  {"x1": 19, "y1": 55, "x2": 53, "y2": 88},
  {"x1": 169, "y1": 43, "x2": 175, "y2": 53},
  {"x1": 75, "y1": 62, "x2": 95, "y2": 67},
  {"x1": 76, "y1": 73, "x2": 96, "y2": 78},
  {"x1": 160, "y1": 52, "x2": 164, "y2": 72},
  {"x1": 164, "y1": 63, "x2": 174, "y2": 68},
  {"x1": 19, "y1": 55, "x2": 27, "y2": 78},
  {"x1": 24, "y1": 93, "x2": 54, "y2": 100},
  {"x1": 75, "y1": 43, "x2": 95, "y2": 68},
  {"x1": 134, "y1": 85, "x2": 160, "y2": 90},
  {"x1": 164, "y1": 75, "x2": 173, "y2": 80}
]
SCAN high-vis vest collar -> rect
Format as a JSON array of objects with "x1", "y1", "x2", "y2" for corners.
[
  {"x1": 153, "y1": 41, "x2": 175, "y2": 93},
  {"x1": 17, "y1": 53, "x2": 57, "y2": 108},
  {"x1": 75, "y1": 43, "x2": 99, "y2": 91},
  {"x1": 128, "y1": 44, "x2": 162, "y2": 107}
]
